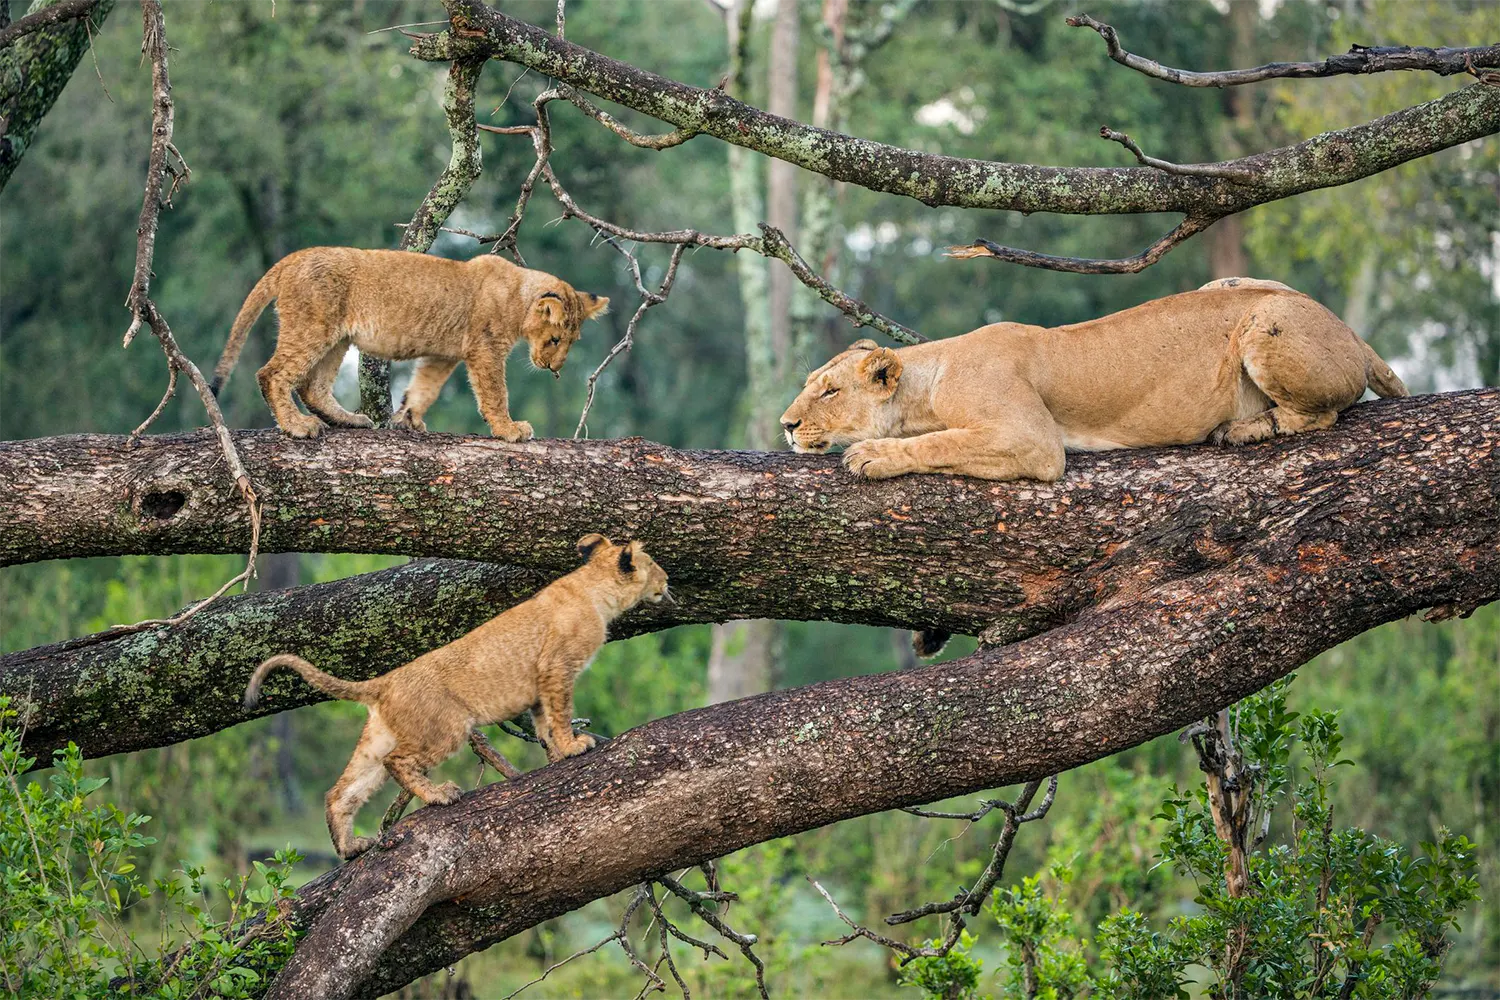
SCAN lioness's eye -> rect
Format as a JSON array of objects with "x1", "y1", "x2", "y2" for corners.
[{"x1": 821, "y1": 387, "x2": 839, "y2": 398}]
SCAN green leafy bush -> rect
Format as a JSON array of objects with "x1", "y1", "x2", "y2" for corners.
[
  {"x1": 0, "y1": 698, "x2": 301, "y2": 998},
  {"x1": 901, "y1": 681, "x2": 1480, "y2": 1000}
]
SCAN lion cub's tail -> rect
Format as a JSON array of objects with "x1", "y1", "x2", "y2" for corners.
[
  {"x1": 211, "y1": 261, "x2": 285, "y2": 397},
  {"x1": 243, "y1": 653, "x2": 377, "y2": 710},
  {"x1": 1361, "y1": 340, "x2": 1409, "y2": 399}
]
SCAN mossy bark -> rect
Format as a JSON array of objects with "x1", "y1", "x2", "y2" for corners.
[{"x1": 0, "y1": 0, "x2": 116, "y2": 191}]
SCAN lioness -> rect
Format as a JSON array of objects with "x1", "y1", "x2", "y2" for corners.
[
  {"x1": 242, "y1": 533, "x2": 667, "y2": 859},
  {"x1": 780, "y1": 278, "x2": 1407, "y2": 481},
  {"x1": 211, "y1": 247, "x2": 609, "y2": 441}
]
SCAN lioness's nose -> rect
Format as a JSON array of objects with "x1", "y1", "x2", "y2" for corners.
[{"x1": 782, "y1": 419, "x2": 801, "y2": 432}]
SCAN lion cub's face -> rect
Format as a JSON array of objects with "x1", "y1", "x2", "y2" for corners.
[
  {"x1": 779, "y1": 340, "x2": 904, "y2": 453},
  {"x1": 523, "y1": 284, "x2": 611, "y2": 376},
  {"x1": 578, "y1": 534, "x2": 670, "y2": 604}
]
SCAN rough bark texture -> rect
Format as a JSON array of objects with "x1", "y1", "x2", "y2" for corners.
[
  {"x1": 250, "y1": 398, "x2": 1497, "y2": 996},
  {"x1": 4, "y1": 390, "x2": 1496, "y2": 766},
  {"x1": 414, "y1": 1, "x2": 1500, "y2": 217},
  {"x1": 0, "y1": 0, "x2": 115, "y2": 191}
]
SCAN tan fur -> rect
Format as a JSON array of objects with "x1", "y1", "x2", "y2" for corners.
[
  {"x1": 242, "y1": 534, "x2": 667, "y2": 859},
  {"x1": 212, "y1": 247, "x2": 609, "y2": 441},
  {"x1": 779, "y1": 280, "x2": 1408, "y2": 482}
]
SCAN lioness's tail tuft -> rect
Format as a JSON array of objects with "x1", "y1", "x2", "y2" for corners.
[
  {"x1": 243, "y1": 653, "x2": 375, "y2": 711},
  {"x1": 913, "y1": 629, "x2": 952, "y2": 659},
  {"x1": 1361, "y1": 340, "x2": 1409, "y2": 399},
  {"x1": 209, "y1": 375, "x2": 224, "y2": 399}
]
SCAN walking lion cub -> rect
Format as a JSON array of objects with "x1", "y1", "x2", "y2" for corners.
[
  {"x1": 780, "y1": 278, "x2": 1407, "y2": 481},
  {"x1": 242, "y1": 534, "x2": 667, "y2": 859},
  {"x1": 211, "y1": 247, "x2": 609, "y2": 441}
]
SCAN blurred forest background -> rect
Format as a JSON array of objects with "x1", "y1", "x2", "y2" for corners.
[{"x1": 1, "y1": 0, "x2": 1496, "y2": 996}]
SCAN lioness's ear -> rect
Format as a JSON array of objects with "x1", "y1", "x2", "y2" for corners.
[
  {"x1": 858, "y1": 347, "x2": 903, "y2": 395},
  {"x1": 617, "y1": 544, "x2": 635, "y2": 574},
  {"x1": 577, "y1": 533, "x2": 607, "y2": 559},
  {"x1": 580, "y1": 292, "x2": 610, "y2": 320},
  {"x1": 535, "y1": 290, "x2": 566, "y2": 324},
  {"x1": 848, "y1": 338, "x2": 879, "y2": 351}
]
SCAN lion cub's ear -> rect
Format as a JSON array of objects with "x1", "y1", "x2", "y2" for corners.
[
  {"x1": 857, "y1": 347, "x2": 903, "y2": 396},
  {"x1": 617, "y1": 543, "x2": 636, "y2": 574},
  {"x1": 580, "y1": 292, "x2": 610, "y2": 320},
  {"x1": 577, "y1": 533, "x2": 607, "y2": 559},
  {"x1": 535, "y1": 291, "x2": 567, "y2": 324},
  {"x1": 848, "y1": 338, "x2": 879, "y2": 351}
]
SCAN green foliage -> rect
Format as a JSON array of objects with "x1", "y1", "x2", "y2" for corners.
[
  {"x1": 900, "y1": 930, "x2": 986, "y2": 1000},
  {"x1": 0, "y1": 698, "x2": 301, "y2": 998},
  {"x1": 896, "y1": 682, "x2": 1480, "y2": 1000}
]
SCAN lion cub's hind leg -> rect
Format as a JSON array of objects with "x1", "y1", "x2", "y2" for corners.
[
  {"x1": 257, "y1": 315, "x2": 341, "y2": 439},
  {"x1": 324, "y1": 717, "x2": 396, "y2": 859},
  {"x1": 1214, "y1": 297, "x2": 1367, "y2": 447},
  {"x1": 299, "y1": 338, "x2": 375, "y2": 429}
]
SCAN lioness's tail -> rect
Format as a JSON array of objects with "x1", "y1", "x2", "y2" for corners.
[
  {"x1": 212, "y1": 261, "x2": 286, "y2": 396},
  {"x1": 242, "y1": 654, "x2": 377, "y2": 710},
  {"x1": 1361, "y1": 340, "x2": 1408, "y2": 399}
]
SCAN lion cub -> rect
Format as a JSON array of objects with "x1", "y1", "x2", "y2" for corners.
[
  {"x1": 211, "y1": 247, "x2": 609, "y2": 441},
  {"x1": 242, "y1": 534, "x2": 667, "y2": 859}
]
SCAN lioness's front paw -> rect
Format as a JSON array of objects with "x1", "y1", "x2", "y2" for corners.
[
  {"x1": 392, "y1": 408, "x2": 427, "y2": 433},
  {"x1": 842, "y1": 439, "x2": 911, "y2": 479},
  {"x1": 491, "y1": 419, "x2": 534, "y2": 443}
]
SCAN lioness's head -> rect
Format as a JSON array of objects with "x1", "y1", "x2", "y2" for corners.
[
  {"x1": 524, "y1": 281, "x2": 610, "y2": 376},
  {"x1": 576, "y1": 533, "x2": 670, "y2": 604},
  {"x1": 779, "y1": 339, "x2": 904, "y2": 453}
]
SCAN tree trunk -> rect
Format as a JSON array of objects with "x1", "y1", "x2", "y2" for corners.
[{"x1": 247, "y1": 435, "x2": 1498, "y2": 996}]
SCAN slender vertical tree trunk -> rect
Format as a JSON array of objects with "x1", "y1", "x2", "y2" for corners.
[
  {"x1": 765, "y1": 0, "x2": 799, "y2": 388},
  {"x1": 710, "y1": 0, "x2": 789, "y2": 704},
  {"x1": 1207, "y1": 0, "x2": 1257, "y2": 280}
]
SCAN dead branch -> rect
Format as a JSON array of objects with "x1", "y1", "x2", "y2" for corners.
[
  {"x1": 943, "y1": 216, "x2": 1213, "y2": 275},
  {"x1": 1098, "y1": 126, "x2": 1260, "y2": 183},
  {"x1": 116, "y1": 0, "x2": 261, "y2": 637},
  {"x1": 1066, "y1": 13, "x2": 1500, "y2": 88}
]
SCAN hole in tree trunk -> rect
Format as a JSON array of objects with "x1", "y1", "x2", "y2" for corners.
[{"x1": 140, "y1": 490, "x2": 187, "y2": 520}]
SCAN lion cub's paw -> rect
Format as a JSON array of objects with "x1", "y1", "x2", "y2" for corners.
[
  {"x1": 843, "y1": 439, "x2": 911, "y2": 479},
  {"x1": 430, "y1": 781, "x2": 463, "y2": 806},
  {"x1": 491, "y1": 419, "x2": 534, "y2": 443},
  {"x1": 392, "y1": 408, "x2": 427, "y2": 433},
  {"x1": 282, "y1": 413, "x2": 327, "y2": 439},
  {"x1": 340, "y1": 835, "x2": 377, "y2": 860}
]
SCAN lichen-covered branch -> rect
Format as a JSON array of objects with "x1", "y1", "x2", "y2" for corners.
[
  {"x1": 408, "y1": 1, "x2": 1500, "y2": 220},
  {"x1": 0, "y1": 0, "x2": 116, "y2": 191},
  {"x1": 2, "y1": 390, "x2": 1496, "y2": 765},
  {"x1": 0, "y1": 0, "x2": 102, "y2": 49}
]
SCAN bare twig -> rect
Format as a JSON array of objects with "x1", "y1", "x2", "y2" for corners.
[
  {"x1": 945, "y1": 216, "x2": 1214, "y2": 274},
  {"x1": 575, "y1": 242, "x2": 686, "y2": 438},
  {"x1": 116, "y1": 0, "x2": 261, "y2": 638},
  {"x1": 0, "y1": 0, "x2": 101, "y2": 48},
  {"x1": 812, "y1": 777, "x2": 1058, "y2": 966},
  {"x1": 1099, "y1": 126, "x2": 1259, "y2": 184},
  {"x1": 759, "y1": 223, "x2": 924, "y2": 344},
  {"x1": 1066, "y1": 13, "x2": 1500, "y2": 87},
  {"x1": 557, "y1": 84, "x2": 699, "y2": 150},
  {"x1": 657, "y1": 874, "x2": 768, "y2": 999}
]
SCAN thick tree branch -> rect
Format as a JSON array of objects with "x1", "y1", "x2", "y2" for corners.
[
  {"x1": 410, "y1": 1, "x2": 1500, "y2": 220},
  {"x1": 3, "y1": 391, "x2": 1496, "y2": 765},
  {"x1": 0, "y1": 0, "x2": 116, "y2": 191},
  {"x1": 238, "y1": 441, "x2": 1496, "y2": 996},
  {"x1": 1065, "y1": 13, "x2": 1500, "y2": 88}
]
